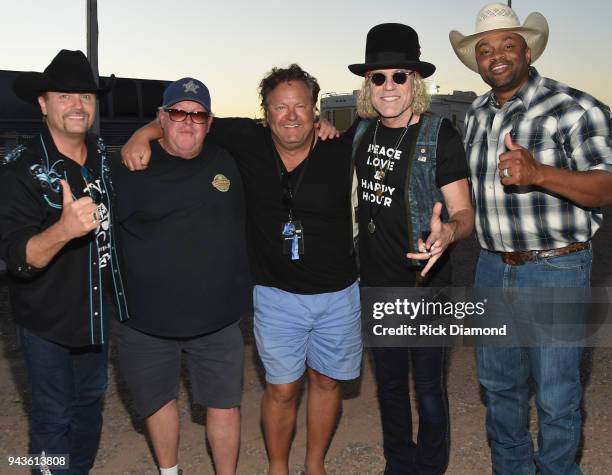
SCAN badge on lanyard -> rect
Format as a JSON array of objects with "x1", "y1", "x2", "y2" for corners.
[
  {"x1": 282, "y1": 220, "x2": 304, "y2": 260},
  {"x1": 273, "y1": 131, "x2": 315, "y2": 262}
]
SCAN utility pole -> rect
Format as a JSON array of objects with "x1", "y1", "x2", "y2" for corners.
[
  {"x1": 86, "y1": 0, "x2": 101, "y2": 135},
  {"x1": 508, "y1": 0, "x2": 512, "y2": 7}
]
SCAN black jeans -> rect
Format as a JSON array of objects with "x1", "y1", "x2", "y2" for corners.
[{"x1": 372, "y1": 346, "x2": 449, "y2": 475}]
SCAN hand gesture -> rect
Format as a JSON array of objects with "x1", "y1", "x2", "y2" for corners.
[
  {"x1": 314, "y1": 118, "x2": 340, "y2": 140},
  {"x1": 406, "y1": 202, "x2": 455, "y2": 277},
  {"x1": 121, "y1": 136, "x2": 152, "y2": 171},
  {"x1": 58, "y1": 179, "x2": 99, "y2": 239},
  {"x1": 498, "y1": 133, "x2": 542, "y2": 186}
]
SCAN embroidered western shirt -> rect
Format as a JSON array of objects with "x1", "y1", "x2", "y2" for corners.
[
  {"x1": 464, "y1": 67, "x2": 612, "y2": 252},
  {"x1": 0, "y1": 126, "x2": 129, "y2": 346}
]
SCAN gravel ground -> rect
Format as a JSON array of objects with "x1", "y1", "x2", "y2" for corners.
[{"x1": 0, "y1": 208, "x2": 611, "y2": 474}]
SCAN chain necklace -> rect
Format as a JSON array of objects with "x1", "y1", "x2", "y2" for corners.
[{"x1": 367, "y1": 113, "x2": 414, "y2": 234}]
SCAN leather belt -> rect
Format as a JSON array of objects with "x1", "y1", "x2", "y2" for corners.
[{"x1": 493, "y1": 242, "x2": 590, "y2": 266}]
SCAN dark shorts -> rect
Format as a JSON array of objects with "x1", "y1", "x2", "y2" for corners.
[{"x1": 116, "y1": 322, "x2": 244, "y2": 418}]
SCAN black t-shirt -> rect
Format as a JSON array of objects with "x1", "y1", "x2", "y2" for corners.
[
  {"x1": 208, "y1": 118, "x2": 357, "y2": 294},
  {"x1": 354, "y1": 118, "x2": 468, "y2": 286},
  {"x1": 112, "y1": 140, "x2": 251, "y2": 337}
]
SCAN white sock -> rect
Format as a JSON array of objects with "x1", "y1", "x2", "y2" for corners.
[{"x1": 160, "y1": 465, "x2": 179, "y2": 475}]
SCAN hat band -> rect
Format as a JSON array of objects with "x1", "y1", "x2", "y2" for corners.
[
  {"x1": 365, "y1": 50, "x2": 420, "y2": 64},
  {"x1": 476, "y1": 17, "x2": 521, "y2": 33}
]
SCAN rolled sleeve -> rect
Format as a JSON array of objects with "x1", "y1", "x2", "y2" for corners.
[{"x1": 565, "y1": 106, "x2": 612, "y2": 172}]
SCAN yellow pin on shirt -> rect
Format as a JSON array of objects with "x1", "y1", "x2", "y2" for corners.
[{"x1": 212, "y1": 174, "x2": 230, "y2": 192}]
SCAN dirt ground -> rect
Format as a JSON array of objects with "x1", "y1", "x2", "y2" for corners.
[{"x1": 1, "y1": 209, "x2": 611, "y2": 474}]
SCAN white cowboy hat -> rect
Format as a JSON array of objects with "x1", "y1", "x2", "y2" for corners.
[{"x1": 449, "y1": 3, "x2": 549, "y2": 73}]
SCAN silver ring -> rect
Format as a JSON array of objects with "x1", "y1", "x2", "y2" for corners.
[
  {"x1": 428, "y1": 250, "x2": 433, "y2": 258},
  {"x1": 503, "y1": 168, "x2": 510, "y2": 178}
]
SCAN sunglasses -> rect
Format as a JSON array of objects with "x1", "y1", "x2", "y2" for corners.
[
  {"x1": 367, "y1": 71, "x2": 415, "y2": 86},
  {"x1": 161, "y1": 108, "x2": 210, "y2": 124},
  {"x1": 81, "y1": 166, "x2": 102, "y2": 204}
]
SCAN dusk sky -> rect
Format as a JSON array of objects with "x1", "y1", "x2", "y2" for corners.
[{"x1": 2, "y1": 0, "x2": 611, "y2": 117}]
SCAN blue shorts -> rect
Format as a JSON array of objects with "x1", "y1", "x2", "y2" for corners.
[{"x1": 253, "y1": 281, "x2": 363, "y2": 384}]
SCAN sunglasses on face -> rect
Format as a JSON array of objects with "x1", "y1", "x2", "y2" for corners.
[
  {"x1": 81, "y1": 166, "x2": 102, "y2": 204},
  {"x1": 367, "y1": 70, "x2": 415, "y2": 86},
  {"x1": 160, "y1": 108, "x2": 210, "y2": 124}
]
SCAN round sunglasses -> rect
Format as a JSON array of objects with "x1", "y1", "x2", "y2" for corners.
[{"x1": 367, "y1": 70, "x2": 415, "y2": 87}]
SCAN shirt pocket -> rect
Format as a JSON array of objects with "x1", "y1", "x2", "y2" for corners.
[{"x1": 512, "y1": 115, "x2": 562, "y2": 167}]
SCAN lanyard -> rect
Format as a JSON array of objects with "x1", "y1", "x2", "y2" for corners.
[{"x1": 272, "y1": 131, "x2": 316, "y2": 221}]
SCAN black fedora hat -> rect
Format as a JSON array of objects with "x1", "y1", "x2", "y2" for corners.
[
  {"x1": 348, "y1": 23, "x2": 436, "y2": 78},
  {"x1": 13, "y1": 49, "x2": 116, "y2": 104}
]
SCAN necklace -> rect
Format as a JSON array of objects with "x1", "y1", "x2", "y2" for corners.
[
  {"x1": 368, "y1": 113, "x2": 414, "y2": 234},
  {"x1": 371, "y1": 116, "x2": 411, "y2": 185}
]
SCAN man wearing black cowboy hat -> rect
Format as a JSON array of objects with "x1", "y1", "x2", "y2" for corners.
[
  {"x1": 348, "y1": 23, "x2": 474, "y2": 475},
  {"x1": 0, "y1": 49, "x2": 128, "y2": 474}
]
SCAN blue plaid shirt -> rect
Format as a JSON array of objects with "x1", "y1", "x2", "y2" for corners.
[{"x1": 464, "y1": 67, "x2": 612, "y2": 252}]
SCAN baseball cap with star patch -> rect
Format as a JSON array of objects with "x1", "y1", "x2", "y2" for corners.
[{"x1": 162, "y1": 77, "x2": 211, "y2": 112}]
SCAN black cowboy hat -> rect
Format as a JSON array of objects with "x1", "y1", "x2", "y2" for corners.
[
  {"x1": 348, "y1": 23, "x2": 436, "y2": 78},
  {"x1": 13, "y1": 49, "x2": 116, "y2": 104}
]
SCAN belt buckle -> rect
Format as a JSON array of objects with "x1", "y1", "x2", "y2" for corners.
[{"x1": 502, "y1": 252, "x2": 525, "y2": 266}]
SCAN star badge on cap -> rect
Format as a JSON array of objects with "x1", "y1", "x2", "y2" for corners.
[{"x1": 183, "y1": 79, "x2": 200, "y2": 94}]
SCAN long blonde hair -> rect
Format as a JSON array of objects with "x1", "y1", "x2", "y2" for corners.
[{"x1": 356, "y1": 72, "x2": 431, "y2": 118}]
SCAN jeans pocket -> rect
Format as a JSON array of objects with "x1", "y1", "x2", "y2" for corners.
[{"x1": 540, "y1": 249, "x2": 591, "y2": 271}]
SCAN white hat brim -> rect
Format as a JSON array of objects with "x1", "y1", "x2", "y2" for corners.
[{"x1": 449, "y1": 12, "x2": 549, "y2": 73}]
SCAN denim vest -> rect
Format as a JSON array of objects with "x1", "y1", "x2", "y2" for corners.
[{"x1": 352, "y1": 113, "x2": 447, "y2": 266}]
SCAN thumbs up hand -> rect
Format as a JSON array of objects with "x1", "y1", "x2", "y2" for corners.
[
  {"x1": 498, "y1": 133, "x2": 542, "y2": 186},
  {"x1": 504, "y1": 133, "x2": 522, "y2": 151},
  {"x1": 58, "y1": 179, "x2": 99, "y2": 239}
]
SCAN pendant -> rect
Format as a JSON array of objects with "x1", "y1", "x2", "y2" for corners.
[{"x1": 368, "y1": 219, "x2": 376, "y2": 234}]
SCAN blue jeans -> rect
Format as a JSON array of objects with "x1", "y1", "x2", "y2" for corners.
[
  {"x1": 475, "y1": 249, "x2": 591, "y2": 475},
  {"x1": 372, "y1": 347, "x2": 449, "y2": 475},
  {"x1": 18, "y1": 327, "x2": 108, "y2": 475}
]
